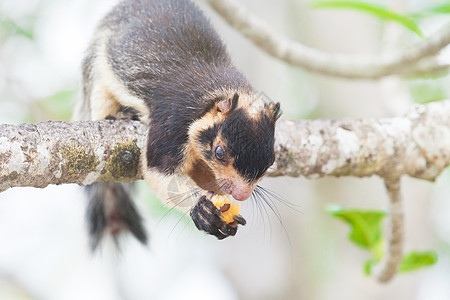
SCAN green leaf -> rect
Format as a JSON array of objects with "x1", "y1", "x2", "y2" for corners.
[
  {"x1": 426, "y1": 2, "x2": 450, "y2": 14},
  {"x1": 408, "y1": 80, "x2": 448, "y2": 104},
  {"x1": 326, "y1": 204, "x2": 387, "y2": 252},
  {"x1": 328, "y1": 205, "x2": 439, "y2": 276},
  {"x1": 364, "y1": 258, "x2": 376, "y2": 275},
  {"x1": 412, "y1": 3, "x2": 450, "y2": 18},
  {"x1": 311, "y1": 1, "x2": 424, "y2": 37},
  {"x1": 399, "y1": 251, "x2": 438, "y2": 273},
  {"x1": 0, "y1": 17, "x2": 34, "y2": 40}
]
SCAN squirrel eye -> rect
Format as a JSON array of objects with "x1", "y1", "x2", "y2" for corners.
[{"x1": 215, "y1": 145, "x2": 225, "y2": 162}]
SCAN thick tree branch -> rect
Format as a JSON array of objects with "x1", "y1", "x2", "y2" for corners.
[
  {"x1": 1, "y1": 100, "x2": 450, "y2": 192},
  {"x1": 271, "y1": 99, "x2": 450, "y2": 181},
  {"x1": 205, "y1": 0, "x2": 450, "y2": 79},
  {"x1": 0, "y1": 120, "x2": 147, "y2": 192}
]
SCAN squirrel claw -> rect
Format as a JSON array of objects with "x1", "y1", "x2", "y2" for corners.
[
  {"x1": 233, "y1": 214, "x2": 247, "y2": 226},
  {"x1": 190, "y1": 195, "x2": 245, "y2": 239}
]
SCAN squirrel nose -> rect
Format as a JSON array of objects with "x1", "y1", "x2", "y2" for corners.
[{"x1": 231, "y1": 186, "x2": 253, "y2": 201}]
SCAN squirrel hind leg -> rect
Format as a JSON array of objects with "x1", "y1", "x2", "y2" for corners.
[
  {"x1": 105, "y1": 106, "x2": 141, "y2": 121},
  {"x1": 85, "y1": 182, "x2": 148, "y2": 251}
]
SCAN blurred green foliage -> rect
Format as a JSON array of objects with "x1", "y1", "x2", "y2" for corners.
[
  {"x1": 327, "y1": 204, "x2": 438, "y2": 276},
  {"x1": 312, "y1": 0, "x2": 450, "y2": 38},
  {"x1": 398, "y1": 251, "x2": 438, "y2": 273},
  {"x1": 311, "y1": 1, "x2": 424, "y2": 37},
  {"x1": 0, "y1": 9, "x2": 77, "y2": 123},
  {"x1": 0, "y1": 16, "x2": 34, "y2": 40},
  {"x1": 409, "y1": 79, "x2": 448, "y2": 104},
  {"x1": 326, "y1": 204, "x2": 386, "y2": 259},
  {"x1": 412, "y1": 2, "x2": 450, "y2": 18},
  {"x1": 36, "y1": 90, "x2": 77, "y2": 121}
]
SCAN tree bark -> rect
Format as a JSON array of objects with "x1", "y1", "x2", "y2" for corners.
[
  {"x1": 0, "y1": 120, "x2": 147, "y2": 192},
  {"x1": 1, "y1": 100, "x2": 450, "y2": 192},
  {"x1": 272, "y1": 99, "x2": 450, "y2": 180}
]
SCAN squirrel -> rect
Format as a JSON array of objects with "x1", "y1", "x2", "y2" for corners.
[{"x1": 74, "y1": 0, "x2": 281, "y2": 249}]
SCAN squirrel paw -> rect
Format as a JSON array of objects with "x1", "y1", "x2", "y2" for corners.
[
  {"x1": 190, "y1": 193, "x2": 246, "y2": 240},
  {"x1": 106, "y1": 107, "x2": 140, "y2": 121}
]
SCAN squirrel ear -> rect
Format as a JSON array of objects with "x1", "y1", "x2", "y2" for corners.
[
  {"x1": 215, "y1": 93, "x2": 239, "y2": 115},
  {"x1": 266, "y1": 102, "x2": 281, "y2": 123}
]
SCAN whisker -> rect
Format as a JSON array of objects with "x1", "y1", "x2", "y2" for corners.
[
  {"x1": 252, "y1": 185, "x2": 293, "y2": 250},
  {"x1": 156, "y1": 194, "x2": 194, "y2": 232},
  {"x1": 255, "y1": 187, "x2": 283, "y2": 222},
  {"x1": 215, "y1": 180, "x2": 227, "y2": 195},
  {"x1": 168, "y1": 209, "x2": 191, "y2": 241},
  {"x1": 250, "y1": 188, "x2": 268, "y2": 239},
  {"x1": 157, "y1": 178, "x2": 222, "y2": 233},
  {"x1": 158, "y1": 190, "x2": 205, "y2": 232},
  {"x1": 165, "y1": 188, "x2": 198, "y2": 206},
  {"x1": 254, "y1": 188, "x2": 273, "y2": 241},
  {"x1": 199, "y1": 179, "x2": 221, "y2": 190},
  {"x1": 256, "y1": 185, "x2": 302, "y2": 213},
  {"x1": 250, "y1": 193, "x2": 258, "y2": 222},
  {"x1": 165, "y1": 178, "x2": 220, "y2": 206}
]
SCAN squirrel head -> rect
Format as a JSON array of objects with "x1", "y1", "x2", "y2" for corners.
[{"x1": 186, "y1": 92, "x2": 281, "y2": 200}]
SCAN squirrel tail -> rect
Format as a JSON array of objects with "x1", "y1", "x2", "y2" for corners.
[{"x1": 84, "y1": 182, "x2": 148, "y2": 250}]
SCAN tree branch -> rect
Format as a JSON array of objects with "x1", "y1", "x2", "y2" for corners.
[
  {"x1": 271, "y1": 99, "x2": 450, "y2": 181},
  {"x1": 1, "y1": 100, "x2": 450, "y2": 192},
  {"x1": 374, "y1": 177, "x2": 404, "y2": 283},
  {"x1": 205, "y1": 0, "x2": 450, "y2": 79},
  {"x1": 0, "y1": 120, "x2": 147, "y2": 192}
]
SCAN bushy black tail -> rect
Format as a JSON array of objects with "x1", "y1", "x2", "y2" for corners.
[{"x1": 85, "y1": 182, "x2": 148, "y2": 250}]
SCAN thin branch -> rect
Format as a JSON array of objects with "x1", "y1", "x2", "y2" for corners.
[
  {"x1": 205, "y1": 0, "x2": 450, "y2": 79},
  {"x1": 374, "y1": 177, "x2": 404, "y2": 283},
  {"x1": 400, "y1": 58, "x2": 450, "y2": 78},
  {"x1": 1, "y1": 100, "x2": 450, "y2": 191}
]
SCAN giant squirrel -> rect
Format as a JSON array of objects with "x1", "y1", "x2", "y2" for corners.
[{"x1": 74, "y1": 0, "x2": 281, "y2": 248}]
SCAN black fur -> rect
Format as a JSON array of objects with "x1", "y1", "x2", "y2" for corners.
[
  {"x1": 85, "y1": 182, "x2": 147, "y2": 250},
  {"x1": 268, "y1": 102, "x2": 282, "y2": 123},
  {"x1": 195, "y1": 108, "x2": 278, "y2": 182},
  {"x1": 198, "y1": 124, "x2": 220, "y2": 160},
  {"x1": 85, "y1": 184, "x2": 107, "y2": 249},
  {"x1": 197, "y1": 124, "x2": 219, "y2": 147},
  {"x1": 230, "y1": 93, "x2": 239, "y2": 112},
  {"x1": 221, "y1": 109, "x2": 276, "y2": 181},
  {"x1": 102, "y1": 0, "x2": 253, "y2": 174}
]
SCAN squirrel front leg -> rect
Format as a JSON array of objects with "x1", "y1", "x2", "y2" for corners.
[{"x1": 143, "y1": 169, "x2": 246, "y2": 239}]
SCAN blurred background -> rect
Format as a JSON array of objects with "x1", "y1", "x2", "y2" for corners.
[{"x1": 0, "y1": 0, "x2": 449, "y2": 299}]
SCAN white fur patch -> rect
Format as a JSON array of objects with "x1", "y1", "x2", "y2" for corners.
[
  {"x1": 244, "y1": 97, "x2": 265, "y2": 117},
  {"x1": 90, "y1": 31, "x2": 150, "y2": 122},
  {"x1": 140, "y1": 150, "x2": 199, "y2": 213}
]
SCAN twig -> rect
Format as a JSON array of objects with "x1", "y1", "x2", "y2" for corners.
[
  {"x1": 205, "y1": 0, "x2": 450, "y2": 79},
  {"x1": 373, "y1": 177, "x2": 404, "y2": 283}
]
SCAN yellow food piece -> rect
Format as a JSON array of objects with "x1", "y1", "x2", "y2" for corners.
[{"x1": 211, "y1": 194, "x2": 241, "y2": 224}]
